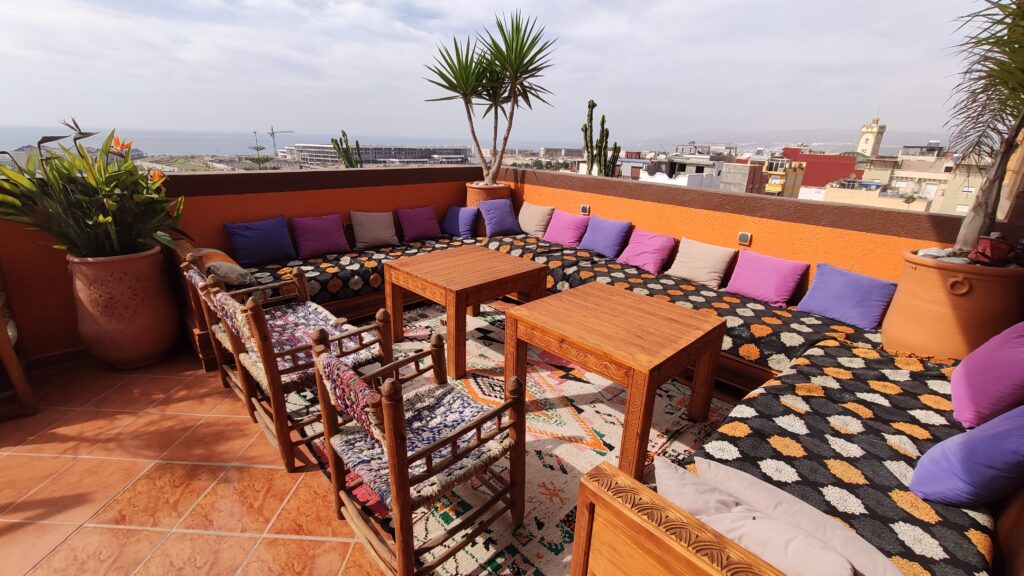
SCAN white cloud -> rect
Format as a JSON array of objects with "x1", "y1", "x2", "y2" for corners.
[{"x1": 0, "y1": 0, "x2": 973, "y2": 147}]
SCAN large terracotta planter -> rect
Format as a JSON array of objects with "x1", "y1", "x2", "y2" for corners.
[
  {"x1": 466, "y1": 182, "x2": 511, "y2": 236},
  {"x1": 67, "y1": 246, "x2": 178, "y2": 369},
  {"x1": 881, "y1": 250, "x2": 1024, "y2": 360}
]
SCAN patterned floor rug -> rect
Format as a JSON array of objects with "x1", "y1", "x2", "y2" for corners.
[{"x1": 296, "y1": 303, "x2": 736, "y2": 575}]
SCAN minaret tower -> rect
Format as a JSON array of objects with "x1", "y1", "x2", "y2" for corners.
[{"x1": 858, "y1": 115, "x2": 886, "y2": 158}]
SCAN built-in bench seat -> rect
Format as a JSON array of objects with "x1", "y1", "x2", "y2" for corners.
[
  {"x1": 684, "y1": 340, "x2": 993, "y2": 574},
  {"x1": 184, "y1": 232, "x2": 880, "y2": 390}
]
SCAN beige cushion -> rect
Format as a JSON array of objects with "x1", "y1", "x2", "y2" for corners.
[
  {"x1": 517, "y1": 201, "x2": 555, "y2": 237},
  {"x1": 195, "y1": 248, "x2": 254, "y2": 285},
  {"x1": 665, "y1": 238, "x2": 737, "y2": 289},
  {"x1": 351, "y1": 211, "x2": 399, "y2": 249},
  {"x1": 654, "y1": 457, "x2": 738, "y2": 516},
  {"x1": 695, "y1": 457, "x2": 902, "y2": 576}
]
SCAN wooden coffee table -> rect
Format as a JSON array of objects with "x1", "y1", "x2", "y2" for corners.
[
  {"x1": 505, "y1": 282, "x2": 725, "y2": 479},
  {"x1": 384, "y1": 246, "x2": 547, "y2": 379}
]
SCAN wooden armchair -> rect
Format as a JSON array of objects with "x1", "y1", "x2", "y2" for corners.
[
  {"x1": 205, "y1": 279, "x2": 386, "y2": 472},
  {"x1": 311, "y1": 316, "x2": 527, "y2": 576},
  {"x1": 0, "y1": 269, "x2": 35, "y2": 417}
]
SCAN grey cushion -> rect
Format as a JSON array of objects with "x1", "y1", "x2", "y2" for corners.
[
  {"x1": 517, "y1": 201, "x2": 555, "y2": 237},
  {"x1": 665, "y1": 238, "x2": 737, "y2": 289},
  {"x1": 351, "y1": 211, "x2": 399, "y2": 249}
]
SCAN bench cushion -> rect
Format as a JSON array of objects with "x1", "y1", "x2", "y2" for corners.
[{"x1": 689, "y1": 341, "x2": 994, "y2": 575}]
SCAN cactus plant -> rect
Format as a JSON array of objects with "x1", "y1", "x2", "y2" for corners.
[
  {"x1": 581, "y1": 100, "x2": 620, "y2": 177},
  {"x1": 331, "y1": 131, "x2": 363, "y2": 168}
]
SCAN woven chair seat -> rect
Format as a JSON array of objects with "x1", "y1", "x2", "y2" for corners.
[{"x1": 330, "y1": 384, "x2": 513, "y2": 512}]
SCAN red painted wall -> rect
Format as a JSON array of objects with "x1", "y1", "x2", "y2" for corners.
[{"x1": 782, "y1": 147, "x2": 862, "y2": 187}]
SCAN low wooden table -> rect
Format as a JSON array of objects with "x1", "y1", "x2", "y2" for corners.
[
  {"x1": 505, "y1": 282, "x2": 725, "y2": 479},
  {"x1": 384, "y1": 246, "x2": 547, "y2": 379}
]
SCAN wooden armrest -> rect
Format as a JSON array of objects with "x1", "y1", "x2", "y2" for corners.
[
  {"x1": 571, "y1": 463, "x2": 781, "y2": 576},
  {"x1": 227, "y1": 279, "x2": 296, "y2": 298},
  {"x1": 274, "y1": 324, "x2": 380, "y2": 361},
  {"x1": 360, "y1": 348, "x2": 432, "y2": 385}
]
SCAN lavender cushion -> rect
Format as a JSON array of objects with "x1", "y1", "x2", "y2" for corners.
[
  {"x1": 542, "y1": 210, "x2": 591, "y2": 248},
  {"x1": 224, "y1": 215, "x2": 297, "y2": 267},
  {"x1": 911, "y1": 404, "x2": 1024, "y2": 506},
  {"x1": 578, "y1": 215, "x2": 631, "y2": 258},
  {"x1": 478, "y1": 199, "x2": 522, "y2": 236},
  {"x1": 951, "y1": 322, "x2": 1024, "y2": 428},
  {"x1": 724, "y1": 251, "x2": 808, "y2": 307},
  {"x1": 290, "y1": 214, "x2": 349, "y2": 259},
  {"x1": 441, "y1": 205, "x2": 478, "y2": 237},
  {"x1": 796, "y1": 264, "x2": 896, "y2": 330},
  {"x1": 616, "y1": 230, "x2": 676, "y2": 274},
  {"x1": 396, "y1": 206, "x2": 441, "y2": 242}
]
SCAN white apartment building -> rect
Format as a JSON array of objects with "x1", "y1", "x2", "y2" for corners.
[{"x1": 284, "y1": 144, "x2": 473, "y2": 169}]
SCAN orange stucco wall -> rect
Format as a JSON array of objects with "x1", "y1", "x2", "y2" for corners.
[
  {"x1": 2, "y1": 181, "x2": 466, "y2": 363},
  {"x1": 509, "y1": 183, "x2": 949, "y2": 281}
]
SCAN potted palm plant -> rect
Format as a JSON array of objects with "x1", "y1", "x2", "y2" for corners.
[
  {"x1": 425, "y1": 11, "x2": 555, "y2": 207},
  {"x1": 0, "y1": 121, "x2": 184, "y2": 368},
  {"x1": 882, "y1": 0, "x2": 1024, "y2": 359}
]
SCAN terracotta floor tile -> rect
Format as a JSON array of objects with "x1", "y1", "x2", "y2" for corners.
[
  {"x1": 135, "y1": 533, "x2": 257, "y2": 576},
  {"x1": 146, "y1": 380, "x2": 235, "y2": 415},
  {"x1": 2, "y1": 457, "x2": 149, "y2": 523},
  {"x1": 240, "y1": 537, "x2": 350, "y2": 576},
  {"x1": 87, "y1": 412, "x2": 203, "y2": 459},
  {"x1": 13, "y1": 409, "x2": 138, "y2": 456},
  {"x1": 0, "y1": 455, "x2": 75, "y2": 512},
  {"x1": 0, "y1": 520, "x2": 78, "y2": 575},
  {"x1": 179, "y1": 467, "x2": 299, "y2": 534},
  {"x1": 88, "y1": 375, "x2": 185, "y2": 411},
  {"x1": 232, "y1": 435, "x2": 291, "y2": 468},
  {"x1": 0, "y1": 409, "x2": 76, "y2": 453},
  {"x1": 270, "y1": 473, "x2": 354, "y2": 538},
  {"x1": 131, "y1": 351, "x2": 205, "y2": 379},
  {"x1": 88, "y1": 463, "x2": 225, "y2": 528},
  {"x1": 210, "y1": 392, "x2": 253, "y2": 417},
  {"x1": 160, "y1": 416, "x2": 259, "y2": 464},
  {"x1": 29, "y1": 526, "x2": 166, "y2": 576},
  {"x1": 342, "y1": 542, "x2": 386, "y2": 575},
  {"x1": 34, "y1": 372, "x2": 132, "y2": 409}
]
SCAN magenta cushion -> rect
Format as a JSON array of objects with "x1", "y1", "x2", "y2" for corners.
[
  {"x1": 951, "y1": 321, "x2": 1024, "y2": 428},
  {"x1": 724, "y1": 250, "x2": 808, "y2": 307},
  {"x1": 290, "y1": 214, "x2": 349, "y2": 258},
  {"x1": 616, "y1": 230, "x2": 676, "y2": 274},
  {"x1": 542, "y1": 210, "x2": 591, "y2": 248},
  {"x1": 396, "y1": 205, "x2": 441, "y2": 241}
]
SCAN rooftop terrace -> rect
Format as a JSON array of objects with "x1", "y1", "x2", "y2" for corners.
[{"x1": 1, "y1": 166, "x2": 1022, "y2": 575}]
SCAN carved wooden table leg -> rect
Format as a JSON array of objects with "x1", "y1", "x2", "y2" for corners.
[
  {"x1": 384, "y1": 273, "x2": 404, "y2": 342},
  {"x1": 504, "y1": 316, "x2": 528, "y2": 389},
  {"x1": 618, "y1": 371, "x2": 656, "y2": 479}
]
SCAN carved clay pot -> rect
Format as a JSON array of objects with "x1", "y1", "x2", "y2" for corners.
[
  {"x1": 466, "y1": 182, "x2": 511, "y2": 236},
  {"x1": 881, "y1": 250, "x2": 1024, "y2": 360},
  {"x1": 67, "y1": 246, "x2": 178, "y2": 369}
]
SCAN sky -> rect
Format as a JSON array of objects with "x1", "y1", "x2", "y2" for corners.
[{"x1": 0, "y1": 0, "x2": 979, "y2": 149}]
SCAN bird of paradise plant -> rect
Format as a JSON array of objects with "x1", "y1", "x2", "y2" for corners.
[{"x1": 0, "y1": 119, "x2": 185, "y2": 258}]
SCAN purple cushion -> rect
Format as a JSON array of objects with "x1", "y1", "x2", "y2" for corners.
[
  {"x1": 542, "y1": 210, "x2": 591, "y2": 248},
  {"x1": 578, "y1": 216, "x2": 631, "y2": 258},
  {"x1": 724, "y1": 251, "x2": 808, "y2": 308},
  {"x1": 478, "y1": 199, "x2": 522, "y2": 236},
  {"x1": 951, "y1": 322, "x2": 1024, "y2": 428},
  {"x1": 396, "y1": 205, "x2": 441, "y2": 242},
  {"x1": 441, "y1": 205, "x2": 478, "y2": 237},
  {"x1": 796, "y1": 264, "x2": 896, "y2": 330},
  {"x1": 911, "y1": 404, "x2": 1024, "y2": 506},
  {"x1": 290, "y1": 214, "x2": 349, "y2": 259},
  {"x1": 224, "y1": 215, "x2": 297, "y2": 267},
  {"x1": 616, "y1": 230, "x2": 676, "y2": 274}
]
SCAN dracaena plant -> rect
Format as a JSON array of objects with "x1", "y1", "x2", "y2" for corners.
[
  {"x1": 426, "y1": 11, "x2": 555, "y2": 185},
  {"x1": 0, "y1": 120, "x2": 184, "y2": 258},
  {"x1": 948, "y1": 0, "x2": 1024, "y2": 252}
]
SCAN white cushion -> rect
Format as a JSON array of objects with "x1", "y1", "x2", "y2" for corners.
[
  {"x1": 654, "y1": 457, "x2": 739, "y2": 516},
  {"x1": 696, "y1": 457, "x2": 903, "y2": 576},
  {"x1": 665, "y1": 238, "x2": 737, "y2": 289}
]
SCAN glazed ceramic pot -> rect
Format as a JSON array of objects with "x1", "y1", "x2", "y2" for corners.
[
  {"x1": 881, "y1": 249, "x2": 1024, "y2": 360},
  {"x1": 67, "y1": 246, "x2": 178, "y2": 369},
  {"x1": 466, "y1": 182, "x2": 511, "y2": 236}
]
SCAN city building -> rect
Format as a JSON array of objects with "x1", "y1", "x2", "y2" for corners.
[
  {"x1": 674, "y1": 142, "x2": 737, "y2": 161},
  {"x1": 719, "y1": 162, "x2": 766, "y2": 194},
  {"x1": 781, "y1": 146, "x2": 861, "y2": 188},
  {"x1": 285, "y1": 143, "x2": 473, "y2": 168},
  {"x1": 538, "y1": 147, "x2": 584, "y2": 159},
  {"x1": 858, "y1": 115, "x2": 886, "y2": 157},
  {"x1": 763, "y1": 156, "x2": 805, "y2": 197}
]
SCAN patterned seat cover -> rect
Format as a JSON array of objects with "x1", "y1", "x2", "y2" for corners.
[{"x1": 688, "y1": 341, "x2": 994, "y2": 575}]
